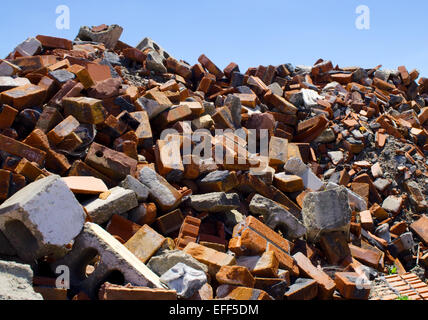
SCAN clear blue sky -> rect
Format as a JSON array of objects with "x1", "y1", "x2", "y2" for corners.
[{"x1": 1, "y1": 0, "x2": 428, "y2": 77}]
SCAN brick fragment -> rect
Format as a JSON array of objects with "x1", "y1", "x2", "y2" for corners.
[
  {"x1": 125, "y1": 224, "x2": 166, "y2": 263},
  {"x1": 183, "y1": 242, "x2": 236, "y2": 277},
  {"x1": 334, "y1": 272, "x2": 370, "y2": 300},
  {"x1": 0, "y1": 84, "x2": 47, "y2": 110},
  {"x1": 216, "y1": 265, "x2": 255, "y2": 288},
  {"x1": 0, "y1": 133, "x2": 46, "y2": 166},
  {"x1": 293, "y1": 252, "x2": 336, "y2": 299},
  {"x1": 63, "y1": 97, "x2": 107, "y2": 125}
]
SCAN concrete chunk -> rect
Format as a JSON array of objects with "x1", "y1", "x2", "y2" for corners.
[
  {"x1": 76, "y1": 24, "x2": 123, "y2": 49},
  {"x1": 83, "y1": 187, "x2": 138, "y2": 225},
  {"x1": 119, "y1": 175, "x2": 149, "y2": 202},
  {"x1": 190, "y1": 192, "x2": 240, "y2": 213},
  {"x1": 249, "y1": 194, "x2": 306, "y2": 240},
  {"x1": 301, "y1": 186, "x2": 352, "y2": 242},
  {"x1": 0, "y1": 261, "x2": 43, "y2": 300},
  {"x1": 53, "y1": 222, "x2": 164, "y2": 299},
  {"x1": 147, "y1": 250, "x2": 209, "y2": 276},
  {"x1": 138, "y1": 167, "x2": 182, "y2": 212},
  {"x1": 0, "y1": 175, "x2": 86, "y2": 261},
  {"x1": 160, "y1": 263, "x2": 207, "y2": 299},
  {"x1": 285, "y1": 157, "x2": 324, "y2": 191}
]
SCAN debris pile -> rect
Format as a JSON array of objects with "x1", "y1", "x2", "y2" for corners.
[{"x1": 0, "y1": 24, "x2": 427, "y2": 300}]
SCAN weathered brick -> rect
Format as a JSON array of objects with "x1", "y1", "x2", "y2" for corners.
[
  {"x1": 293, "y1": 252, "x2": 336, "y2": 299},
  {"x1": 63, "y1": 97, "x2": 107, "y2": 125},
  {"x1": 0, "y1": 133, "x2": 46, "y2": 166},
  {"x1": 46, "y1": 115, "x2": 80, "y2": 146},
  {"x1": 0, "y1": 84, "x2": 47, "y2": 110},
  {"x1": 183, "y1": 242, "x2": 236, "y2": 277},
  {"x1": 125, "y1": 224, "x2": 166, "y2": 263}
]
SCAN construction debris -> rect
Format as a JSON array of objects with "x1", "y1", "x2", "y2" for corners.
[{"x1": 0, "y1": 24, "x2": 427, "y2": 300}]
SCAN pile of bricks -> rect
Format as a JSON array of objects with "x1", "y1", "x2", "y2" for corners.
[{"x1": 0, "y1": 24, "x2": 427, "y2": 301}]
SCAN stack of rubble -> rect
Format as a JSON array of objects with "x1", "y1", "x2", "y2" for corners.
[{"x1": 0, "y1": 24, "x2": 427, "y2": 301}]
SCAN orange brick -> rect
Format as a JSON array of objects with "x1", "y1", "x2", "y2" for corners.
[
  {"x1": 198, "y1": 54, "x2": 224, "y2": 79},
  {"x1": 216, "y1": 285, "x2": 273, "y2": 300},
  {"x1": 274, "y1": 174, "x2": 304, "y2": 193},
  {"x1": 264, "y1": 92, "x2": 298, "y2": 115},
  {"x1": 410, "y1": 215, "x2": 428, "y2": 245},
  {"x1": 183, "y1": 242, "x2": 236, "y2": 277},
  {"x1": 36, "y1": 35, "x2": 73, "y2": 50},
  {"x1": 0, "y1": 105, "x2": 18, "y2": 129},
  {"x1": 125, "y1": 224, "x2": 166, "y2": 263},
  {"x1": 0, "y1": 133, "x2": 46, "y2": 166},
  {"x1": 0, "y1": 84, "x2": 47, "y2": 110},
  {"x1": 0, "y1": 169, "x2": 11, "y2": 201},
  {"x1": 269, "y1": 136, "x2": 289, "y2": 166},
  {"x1": 47, "y1": 115, "x2": 80, "y2": 146},
  {"x1": 359, "y1": 210, "x2": 374, "y2": 231},
  {"x1": 99, "y1": 282, "x2": 177, "y2": 300},
  {"x1": 68, "y1": 64, "x2": 96, "y2": 89},
  {"x1": 14, "y1": 158, "x2": 45, "y2": 181},
  {"x1": 216, "y1": 265, "x2": 255, "y2": 288},
  {"x1": 293, "y1": 252, "x2": 336, "y2": 299},
  {"x1": 334, "y1": 272, "x2": 370, "y2": 300}
]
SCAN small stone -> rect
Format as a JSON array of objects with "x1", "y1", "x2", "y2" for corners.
[
  {"x1": 327, "y1": 151, "x2": 344, "y2": 165},
  {"x1": 382, "y1": 196, "x2": 403, "y2": 215}
]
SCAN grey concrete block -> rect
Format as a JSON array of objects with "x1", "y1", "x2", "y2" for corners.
[
  {"x1": 119, "y1": 175, "x2": 149, "y2": 202},
  {"x1": 83, "y1": 187, "x2": 138, "y2": 225},
  {"x1": 190, "y1": 192, "x2": 240, "y2": 213},
  {"x1": 249, "y1": 194, "x2": 306, "y2": 240},
  {"x1": 53, "y1": 222, "x2": 165, "y2": 299},
  {"x1": 0, "y1": 175, "x2": 86, "y2": 262},
  {"x1": 302, "y1": 186, "x2": 352, "y2": 242}
]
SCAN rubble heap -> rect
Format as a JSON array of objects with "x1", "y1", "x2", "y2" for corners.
[{"x1": 0, "y1": 24, "x2": 427, "y2": 301}]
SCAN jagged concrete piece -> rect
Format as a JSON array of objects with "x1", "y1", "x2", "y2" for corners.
[
  {"x1": 302, "y1": 186, "x2": 352, "y2": 242},
  {"x1": 190, "y1": 192, "x2": 240, "y2": 213},
  {"x1": 53, "y1": 222, "x2": 165, "y2": 299},
  {"x1": 0, "y1": 175, "x2": 86, "y2": 262},
  {"x1": 147, "y1": 250, "x2": 209, "y2": 276},
  {"x1": 76, "y1": 25, "x2": 123, "y2": 49},
  {"x1": 249, "y1": 194, "x2": 306, "y2": 240},
  {"x1": 0, "y1": 261, "x2": 43, "y2": 300},
  {"x1": 119, "y1": 175, "x2": 149, "y2": 202},
  {"x1": 136, "y1": 37, "x2": 171, "y2": 61},
  {"x1": 138, "y1": 167, "x2": 182, "y2": 212},
  {"x1": 326, "y1": 182, "x2": 367, "y2": 211},
  {"x1": 83, "y1": 187, "x2": 138, "y2": 225},
  {"x1": 160, "y1": 263, "x2": 207, "y2": 299},
  {"x1": 285, "y1": 157, "x2": 324, "y2": 191}
]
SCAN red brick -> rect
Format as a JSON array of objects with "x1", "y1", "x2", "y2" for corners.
[
  {"x1": 0, "y1": 84, "x2": 47, "y2": 110},
  {"x1": 0, "y1": 133, "x2": 46, "y2": 166},
  {"x1": 293, "y1": 252, "x2": 336, "y2": 299},
  {"x1": 99, "y1": 282, "x2": 177, "y2": 300},
  {"x1": 334, "y1": 272, "x2": 370, "y2": 300},
  {"x1": 36, "y1": 35, "x2": 73, "y2": 50}
]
